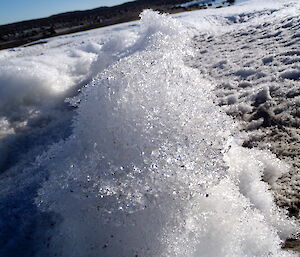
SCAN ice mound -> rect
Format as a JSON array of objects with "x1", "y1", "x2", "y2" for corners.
[{"x1": 33, "y1": 10, "x2": 298, "y2": 257}]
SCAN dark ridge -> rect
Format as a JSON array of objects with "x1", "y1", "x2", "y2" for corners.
[{"x1": 0, "y1": 0, "x2": 207, "y2": 50}]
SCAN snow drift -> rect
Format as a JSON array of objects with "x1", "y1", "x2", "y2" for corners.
[{"x1": 31, "y1": 10, "x2": 298, "y2": 257}]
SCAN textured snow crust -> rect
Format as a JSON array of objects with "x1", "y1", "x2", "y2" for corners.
[
  {"x1": 0, "y1": 1, "x2": 299, "y2": 257},
  {"x1": 186, "y1": 0, "x2": 300, "y2": 217}
]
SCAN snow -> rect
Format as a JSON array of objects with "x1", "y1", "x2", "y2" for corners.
[
  {"x1": 0, "y1": 1, "x2": 300, "y2": 257},
  {"x1": 177, "y1": 0, "x2": 248, "y2": 8},
  {"x1": 186, "y1": 0, "x2": 300, "y2": 217}
]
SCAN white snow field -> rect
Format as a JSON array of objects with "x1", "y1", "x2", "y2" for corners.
[{"x1": 0, "y1": 0, "x2": 299, "y2": 257}]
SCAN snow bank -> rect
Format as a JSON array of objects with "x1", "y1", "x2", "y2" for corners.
[
  {"x1": 34, "y1": 10, "x2": 298, "y2": 257},
  {"x1": 0, "y1": 19, "x2": 142, "y2": 257},
  {"x1": 0, "y1": 25, "x2": 140, "y2": 174},
  {"x1": 0, "y1": 51, "x2": 93, "y2": 175}
]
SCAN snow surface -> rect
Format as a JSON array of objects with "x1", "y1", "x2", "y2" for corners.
[
  {"x1": 0, "y1": 1, "x2": 299, "y2": 257},
  {"x1": 184, "y1": 0, "x2": 300, "y2": 216}
]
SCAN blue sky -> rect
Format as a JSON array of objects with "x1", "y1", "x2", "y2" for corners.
[{"x1": 0, "y1": 0, "x2": 130, "y2": 25}]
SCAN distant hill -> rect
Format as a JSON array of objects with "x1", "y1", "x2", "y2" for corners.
[{"x1": 0, "y1": 0, "x2": 235, "y2": 50}]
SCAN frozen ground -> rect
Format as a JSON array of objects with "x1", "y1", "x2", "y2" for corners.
[
  {"x1": 0, "y1": 0, "x2": 299, "y2": 257},
  {"x1": 184, "y1": 0, "x2": 300, "y2": 217}
]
